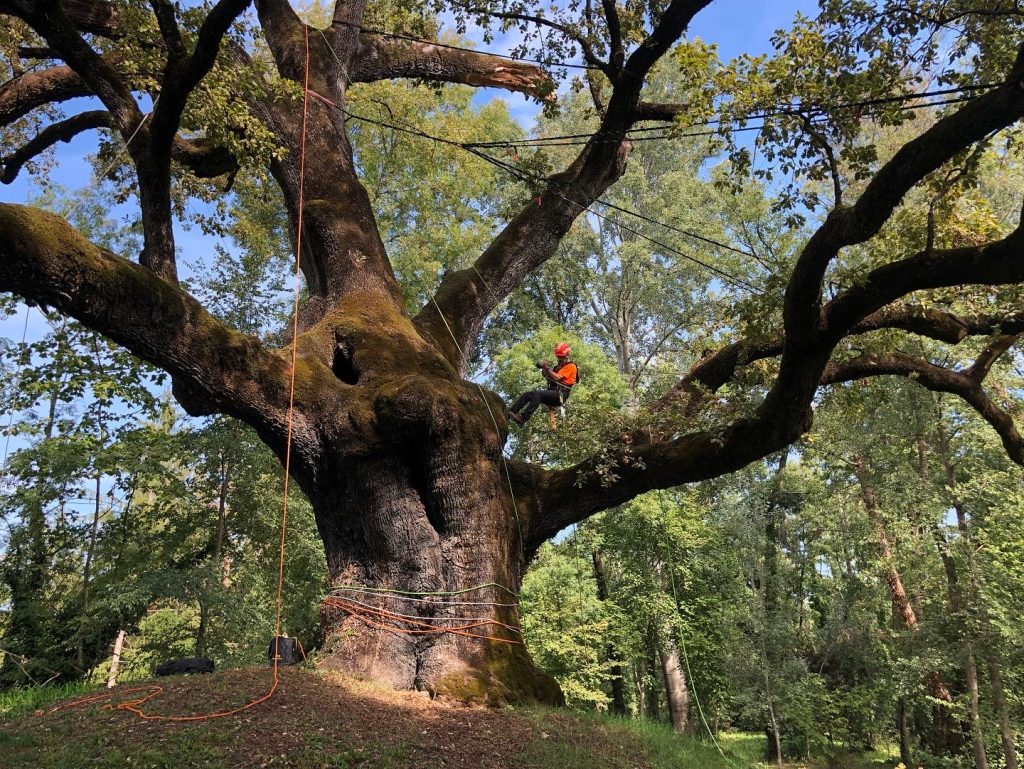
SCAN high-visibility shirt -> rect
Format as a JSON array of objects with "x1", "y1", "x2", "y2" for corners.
[{"x1": 551, "y1": 361, "x2": 577, "y2": 386}]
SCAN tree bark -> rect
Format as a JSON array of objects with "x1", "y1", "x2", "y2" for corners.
[
  {"x1": 313, "y1": 445, "x2": 560, "y2": 704},
  {"x1": 658, "y1": 638, "x2": 691, "y2": 734}
]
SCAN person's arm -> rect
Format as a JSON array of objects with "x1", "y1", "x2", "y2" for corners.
[{"x1": 542, "y1": 364, "x2": 573, "y2": 384}]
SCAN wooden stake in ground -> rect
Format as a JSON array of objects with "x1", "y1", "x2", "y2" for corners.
[{"x1": 107, "y1": 630, "x2": 126, "y2": 689}]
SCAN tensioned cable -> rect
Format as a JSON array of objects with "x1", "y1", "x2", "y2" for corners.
[
  {"x1": 327, "y1": 594, "x2": 522, "y2": 629},
  {"x1": 466, "y1": 83, "x2": 999, "y2": 150},
  {"x1": 320, "y1": 96, "x2": 759, "y2": 291},
  {"x1": 465, "y1": 89, "x2": 991, "y2": 150}
]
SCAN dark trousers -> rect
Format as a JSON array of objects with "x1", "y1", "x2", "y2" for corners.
[{"x1": 510, "y1": 388, "x2": 564, "y2": 423}]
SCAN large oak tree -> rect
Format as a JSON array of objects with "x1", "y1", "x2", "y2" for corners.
[{"x1": 2, "y1": 0, "x2": 1024, "y2": 702}]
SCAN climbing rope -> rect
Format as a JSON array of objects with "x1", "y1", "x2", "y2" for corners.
[
  {"x1": 40, "y1": 26, "x2": 314, "y2": 723},
  {"x1": 324, "y1": 584, "x2": 524, "y2": 645},
  {"x1": 658, "y1": 494, "x2": 735, "y2": 764}
]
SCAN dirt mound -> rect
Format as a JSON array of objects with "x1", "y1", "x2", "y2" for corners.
[{"x1": 1, "y1": 667, "x2": 717, "y2": 768}]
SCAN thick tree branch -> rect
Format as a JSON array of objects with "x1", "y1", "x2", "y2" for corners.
[
  {"x1": 967, "y1": 334, "x2": 1021, "y2": 381},
  {"x1": 0, "y1": 58, "x2": 119, "y2": 126},
  {"x1": 823, "y1": 225, "x2": 1024, "y2": 337},
  {"x1": 455, "y1": 4, "x2": 609, "y2": 74},
  {"x1": 149, "y1": 0, "x2": 185, "y2": 60},
  {"x1": 61, "y1": 0, "x2": 121, "y2": 38},
  {"x1": 528, "y1": 330, "x2": 1024, "y2": 545},
  {"x1": 349, "y1": 34, "x2": 554, "y2": 99},
  {"x1": 654, "y1": 304, "x2": 1024, "y2": 416},
  {"x1": 0, "y1": 108, "x2": 238, "y2": 184},
  {"x1": 416, "y1": 0, "x2": 713, "y2": 368},
  {"x1": 783, "y1": 49, "x2": 1024, "y2": 350},
  {"x1": 600, "y1": 0, "x2": 624, "y2": 77},
  {"x1": 823, "y1": 350, "x2": 1024, "y2": 464},
  {"x1": 254, "y1": 0, "x2": 405, "y2": 314},
  {"x1": 0, "y1": 110, "x2": 111, "y2": 183},
  {"x1": 11, "y1": 3, "x2": 142, "y2": 134},
  {"x1": 633, "y1": 101, "x2": 689, "y2": 122},
  {"x1": 528, "y1": 293, "x2": 1024, "y2": 542},
  {"x1": 0, "y1": 203, "x2": 329, "y2": 477}
]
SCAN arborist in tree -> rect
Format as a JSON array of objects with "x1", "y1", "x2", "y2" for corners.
[{"x1": 506, "y1": 342, "x2": 578, "y2": 426}]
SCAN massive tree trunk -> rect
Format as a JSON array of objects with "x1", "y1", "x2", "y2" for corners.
[
  {"x1": 311, "y1": 446, "x2": 559, "y2": 703},
  {"x1": 261, "y1": 296, "x2": 560, "y2": 703}
]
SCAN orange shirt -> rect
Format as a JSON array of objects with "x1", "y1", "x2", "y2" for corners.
[{"x1": 552, "y1": 362, "x2": 577, "y2": 386}]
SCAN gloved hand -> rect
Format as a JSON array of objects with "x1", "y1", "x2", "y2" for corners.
[{"x1": 536, "y1": 359, "x2": 550, "y2": 370}]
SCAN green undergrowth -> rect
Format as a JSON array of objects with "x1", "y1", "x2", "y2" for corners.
[
  {"x1": 717, "y1": 731, "x2": 899, "y2": 769},
  {"x1": 0, "y1": 680, "x2": 102, "y2": 720},
  {"x1": 519, "y1": 707, "x2": 742, "y2": 769}
]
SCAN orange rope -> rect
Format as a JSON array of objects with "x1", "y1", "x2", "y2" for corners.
[
  {"x1": 42, "y1": 26, "x2": 314, "y2": 724},
  {"x1": 323, "y1": 596, "x2": 523, "y2": 645},
  {"x1": 323, "y1": 596, "x2": 522, "y2": 634}
]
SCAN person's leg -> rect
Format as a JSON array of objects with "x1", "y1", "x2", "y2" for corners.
[
  {"x1": 510, "y1": 392, "x2": 532, "y2": 414},
  {"x1": 520, "y1": 389, "x2": 561, "y2": 422}
]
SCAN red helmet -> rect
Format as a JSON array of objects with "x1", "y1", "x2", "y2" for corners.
[{"x1": 554, "y1": 342, "x2": 571, "y2": 358}]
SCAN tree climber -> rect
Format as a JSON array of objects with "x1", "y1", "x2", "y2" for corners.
[{"x1": 507, "y1": 343, "x2": 578, "y2": 426}]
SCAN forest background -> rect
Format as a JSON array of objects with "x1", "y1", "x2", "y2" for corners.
[{"x1": 1, "y1": 1, "x2": 1023, "y2": 768}]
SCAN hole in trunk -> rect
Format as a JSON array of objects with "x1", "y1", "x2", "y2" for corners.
[
  {"x1": 407, "y1": 455, "x2": 445, "y2": 535},
  {"x1": 332, "y1": 340, "x2": 360, "y2": 384}
]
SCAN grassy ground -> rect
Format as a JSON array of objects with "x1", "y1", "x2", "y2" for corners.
[
  {"x1": 0, "y1": 666, "x2": 742, "y2": 769},
  {"x1": 718, "y1": 731, "x2": 899, "y2": 769}
]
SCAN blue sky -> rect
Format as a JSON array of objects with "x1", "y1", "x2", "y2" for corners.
[{"x1": 0, "y1": 0, "x2": 817, "y2": 394}]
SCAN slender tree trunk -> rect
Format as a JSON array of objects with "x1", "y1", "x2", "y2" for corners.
[
  {"x1": 852, "y1": 455, "x2": 918, "y2": 628},
  {"x1": 853, "y1": 453, "x2": 960, "y2": 756},
  {"x1": 919, "y1": 436, "x2": 987, "y2": 769},
  {"x1": 591, "y1": 550, "x2": 627, "y2": 715},
  {"x1": 935, "y1": 416, "x2": 1018, "y2": 769},
  {"x1": 964, "y1": 645, "x2": 988, "y2": 769},
  {"x1": 760, "y1": 453, "x2": 787, "y2": 760},
  {"x1": 643, "y1": 631, "x2": 661, "y2": 720},
  {"x1": 77, "y1": 471, "x2": 103, "y2": 668},
  {"x1": 197, "y1": 452, "x2": 230, "y2": 658},
  {"x1": 658, "y1": 637, "x2": 691, "y2": 734},
  {"x1": 761, "y1": 634, "x2": 784, "y2": 768},
  {"x1": 898, "y1": 698, "x2": 913, "y2": 767}
]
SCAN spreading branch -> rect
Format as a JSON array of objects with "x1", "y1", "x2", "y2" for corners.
[
  {"x1": 823, "y1": 348, "x2": 1024, "y2": 463},
  {"x1": 349, "y1": 34, "x2": 554, "y2": 99},
  {"x1": 0, "y1": 110, "x2": 111, "y2": 184},
  {"x1": 526, "y1": 43, "x2": 1024, "y2": 538},
  {"x1": 0, "y1": 203, "x2": 330, "y2": 478},
  {"x1": 416, "y1": 0, "x2": 714, "y2": 368},
  {"x1": 0, "y1": 58, "x2": 120, "y2": 126}
]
